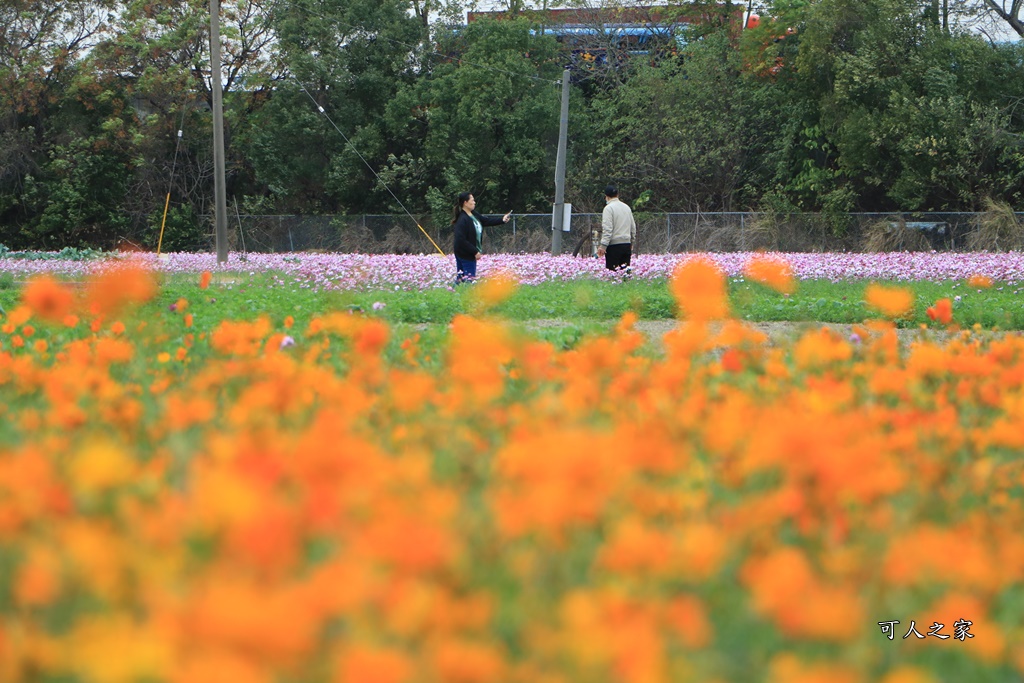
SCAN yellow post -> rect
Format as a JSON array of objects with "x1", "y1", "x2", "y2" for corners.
[
  {"x1": 157, "y1": 192, "x2": 171, "y2": 256},
  {"x1": 417, "y1": 224, "x2": 446, "y2": 256}
]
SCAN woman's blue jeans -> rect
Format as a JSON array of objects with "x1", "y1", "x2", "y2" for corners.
[{"x1": 455, "y1": 257, "x2": 477, "y2": 284}]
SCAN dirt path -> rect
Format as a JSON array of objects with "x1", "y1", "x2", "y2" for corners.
[{"x1": 519, "y1": 319, "x2": 1006, "y2": 349}]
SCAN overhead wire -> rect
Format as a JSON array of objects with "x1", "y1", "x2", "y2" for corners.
[
  {"x1": 294, "y1": 78, "x2": 448, "y2": 256},
  {"x1": 283, "y1": 3, "x2": 563, "y2": 257},
  {"x1": 157, "y1": 103, "x2": 189, "y2": 257}
]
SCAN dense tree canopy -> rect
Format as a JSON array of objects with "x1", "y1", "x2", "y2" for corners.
[{"x1": 0, "y1": 0, "x2": 1022, "y2": 249}]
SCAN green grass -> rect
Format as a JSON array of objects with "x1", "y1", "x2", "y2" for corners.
[
  {"x1": 166, "y1": 276, "x2": 1024, "y2": 330},
  {"x1": 3, "y1": 274, "x2": 1022, "y2": 332}
]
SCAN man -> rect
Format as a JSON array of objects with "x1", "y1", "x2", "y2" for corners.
[{"x1": 597, "y1": 184, "x2": 636, "y2": 271}]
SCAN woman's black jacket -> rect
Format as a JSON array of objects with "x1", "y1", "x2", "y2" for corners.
[{"x1": 453, "y1": 210, "x2": 504, "y2": 261}]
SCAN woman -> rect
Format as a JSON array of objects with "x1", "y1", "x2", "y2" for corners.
[{"x1": 452, "y1": 192, "x2": 510, "y2": 283}]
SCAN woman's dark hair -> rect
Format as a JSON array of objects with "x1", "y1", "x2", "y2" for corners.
[{"x1": 452, "y1": 192, "x2": 472, "y2": 224}]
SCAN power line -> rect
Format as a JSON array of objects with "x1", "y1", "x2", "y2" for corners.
[
  {"x1": 294, "y1": 78, "x2": 447, "y2": 256},
  {"x1": 157, "y1": 103, "x2": 190, "y2": 256}
]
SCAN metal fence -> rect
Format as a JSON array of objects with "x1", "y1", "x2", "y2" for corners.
[{"x1": 216, "y1": 212, "x2": 1024, "y2": 255}]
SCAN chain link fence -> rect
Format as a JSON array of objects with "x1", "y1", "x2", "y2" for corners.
[{"x1": 210, "y1": 212, "x2": 1024, "y2": 255}]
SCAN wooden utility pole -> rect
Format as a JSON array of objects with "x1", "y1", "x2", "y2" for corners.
[{"x1": 210, "y1": 0, "x2": 228, "y2": 262}]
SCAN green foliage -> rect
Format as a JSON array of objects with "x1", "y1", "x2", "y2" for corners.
[
  {"x1": 147, "y1": 203, "x2": 208, "y2": 253},
  {"x1": 0, "y1": 246, "x2": 106, "y2": 260},
  {"x1": 3, "y1": 0, "x2": 1024, "y2": 248},
  {"x1": 243, "y1": 0, "x2": 424, "y2": 214},
  {"x1": 757, "y1": 0, "x2": 1024, "y2": 211},
  {"x1": 5, "y1": 272, "x2": 1024, "y2": 343},
  {"x1": 382, "y1": 17, "x2": 562, "y2": 221},
  {"x1": 12, "y1": 67, "x2": 140, "y2": 249},
  {"x1": 576, "y1": 26, "x2": 791, "y2": 212},
  {"x1": 138, "y1": 275, "x2": 1024, "y2": 331}
]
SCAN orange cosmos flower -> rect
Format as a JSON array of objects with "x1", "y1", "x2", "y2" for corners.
[
  {"x1": 354, "y1": 319, "x2": 390, "y2": 357},
  {"x1": 768, "y1": 654, "x2": 861, "y2": 683},
  {"x1": 13, "y1": 546, "x2": 61, "y2": 607},
  {"x1": 199, "y1": 270, "x2": 212, "y2": 289},
  {"x1": 880, "y1": 666, "x2": 939, "y2": 683},
  {"x1": 432, "y1": 638, "x2": 506, "y2": 683},
  {"x1": 663, "y1": 595, "x2": 713, "y2": 648},
  {"x1": 86, "y1": 262, "x2": 157, "y2": 315},
  {"x1": 924, "y1": 592, "x2": 1003, "y2": 659},
  {"x1": 173, "y1": 651, "x2": 270, "y2": 683},
  {"x1": 743, "y1": 255, "x2": 795, "y2": 295},
  {"x1": 69, "y1": 440, "x2": 137, "y2": 494},
  {"x1": 926, "y1": 298, "x2": 953, "y2": 325},
  {"x1": 21, "y1": 275, "x2": 76, "y2": 322},
  {"x1": 670, "y1": 258, "x2": 730, "y2": 321},
  {"x1": 471, "y1": 270, "x2": 518, "y2": 310},
  {"x1": 967, "y1": 274, "x2": 993, "y2": 289},
  {"x1": 336, "y1": 645, "x2": 413, "y2": 683},
  {"x1": 721, "y1": 348, "x2": 744, "y2": 372},
  {"x1": 864, "y1": 283, "x2": 914, "y2": 319},
  {"x1": 5, "y1": 304, "x2": 32, "y2": 327}
]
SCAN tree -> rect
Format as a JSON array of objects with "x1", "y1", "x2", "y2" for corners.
[
  {"x1": 81, "y1": 0, "x2": 285, "y2": 246},
  {"x1": 241, "y1": 0, "x2": 423, "y2": 214},
  {"x1": 755, "y1": 0, "x2": 1024, "y2": 211},
  {"x1": 951, "y1": 0, "x2": 1023, "y2": 39},
  {"x1": 575, "y1": 23, "x2": 785, "y2": 212},
  {"x1": 381, "y1": 17, "x2": 563, "y2": 223},
  {"x1": 0, "y1": 0, "x2": 117, "y2": 244}
]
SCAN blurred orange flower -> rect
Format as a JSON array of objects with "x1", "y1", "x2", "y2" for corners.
[
  {"x1": 336, "y1": 645, "x2": 412, "y2": 683},
  {"x1": 926, "y1": 298, "x2": 953, "y2": 325},
  {"x1": 86, "y1": 262, "x2": 157, "y2": 316},
  {"x1": 967, "y1": 274, "x2": 993, "y2": 289},
  {"x1": 744, "y1": 255, "x2": 796, "y2": 295},
  {"x1": 432, "y1": 639, "x2": 505, "y2": 683},
  {"x1": 670, "y1": 258, "x2": 730, "y2": 321},
  {"x1": 21, "y1": 275, "x2": 76, "y2": 323},
  {"x1": 471, "y1": 270, "x2": 518, "y2": 310},
  {"x1": 864, "y1": 283, "x2": 915, "y2": 318}
]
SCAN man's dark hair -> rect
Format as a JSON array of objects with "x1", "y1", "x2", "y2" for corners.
[{"x1": 604, "y1": 185, "x2": 618, "y2": 198}]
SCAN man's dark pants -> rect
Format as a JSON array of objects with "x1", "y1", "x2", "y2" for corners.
[{"x1": 605, "y1": 243, "x2": 631, "y2": 271}]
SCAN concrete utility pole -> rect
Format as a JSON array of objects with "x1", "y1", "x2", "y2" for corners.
[
  {"x1": 551, "y1": 69, "x2": 570, "y2": 256},
  {"x1": 210, "y1": 0, "x2": 228, "y2": 263}
]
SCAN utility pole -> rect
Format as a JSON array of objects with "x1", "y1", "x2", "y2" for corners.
[
  {"x1": 210, "y1": 0, "x2": 228, "y2": 262},
  {"x1": 551, "y1": 69, "x2": 570, "y2": 256}
]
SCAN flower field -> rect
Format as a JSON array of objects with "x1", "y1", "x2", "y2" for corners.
[
  {"x1": 4, "y1": 251, "x2": 1024, "y2": 290},
  {"x1": 1, "y1": 255, "x2": 1023, "y2": 683}
]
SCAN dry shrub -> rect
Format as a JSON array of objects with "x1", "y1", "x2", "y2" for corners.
[
  {"x1": 705, "y1": 218, "x2": 742, "y2": 251},
  {"x1": 743, "y1": 212, "x2": 781, "y2": 251},
  {"x1": 861, "y1": 217, "x2": 932, "y2": 252},
  {"x1": 380, "y1": 227, "x2": 420, "y2": 254},
  {"x1": 967, "y1": 197, "x2": 1024, "y2": 251},
  {"x1": 337, "y1": 223, "x2": 376, "y2": 253},
  {"x1": 519, "y1": 230, "x2": 554, "y2": 254}
]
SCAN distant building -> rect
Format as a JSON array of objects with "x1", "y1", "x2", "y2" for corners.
[{"x1": 467, "y1": 2, "x2": 742, "y2": 68}]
